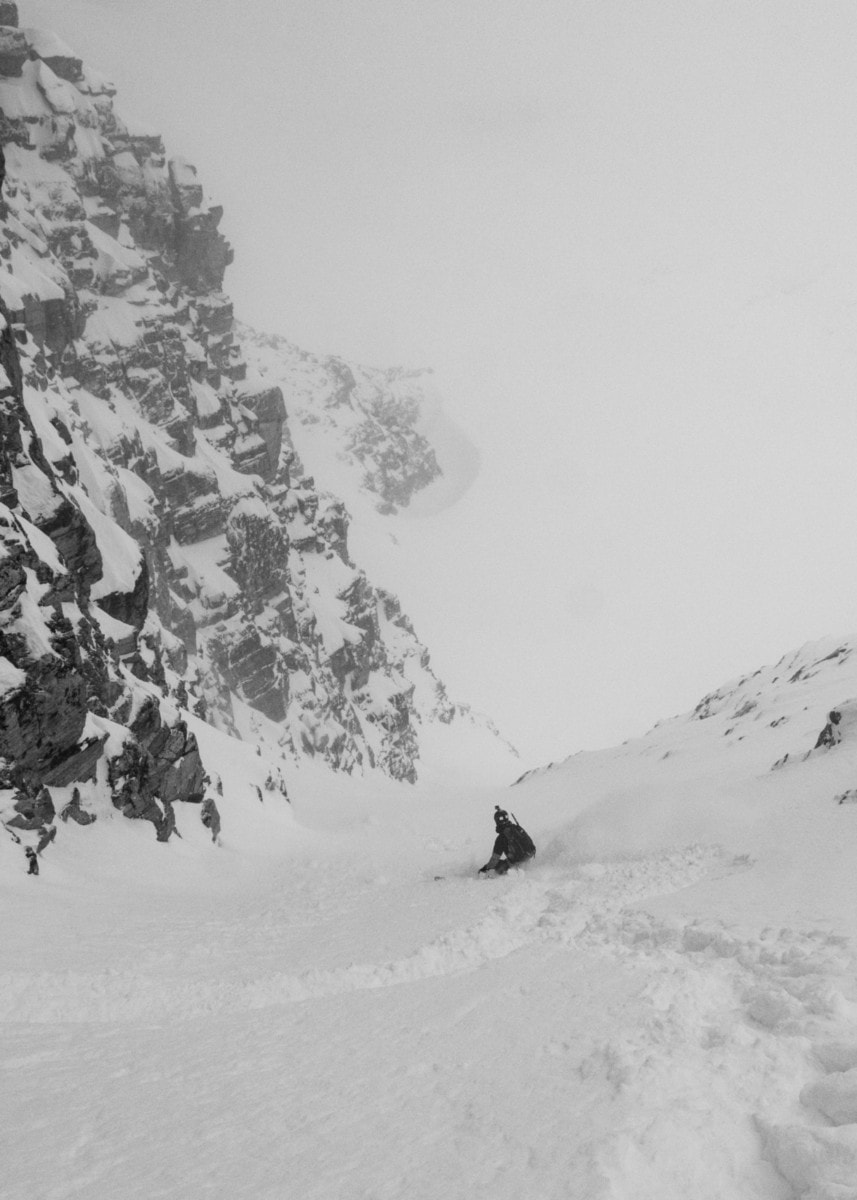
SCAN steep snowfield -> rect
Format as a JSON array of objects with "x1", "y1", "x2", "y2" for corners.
[{"x1": 4, "y1": 636, "x2": 857, "y2": 1198}]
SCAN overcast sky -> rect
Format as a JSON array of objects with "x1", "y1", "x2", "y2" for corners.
[{"x1": 23, "y1": 0, "x2": 857, "y2": 764}]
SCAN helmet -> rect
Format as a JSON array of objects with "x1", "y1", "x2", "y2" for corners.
[{"x1": 494, "y1": 806, "x2": 510, "y2": 828}]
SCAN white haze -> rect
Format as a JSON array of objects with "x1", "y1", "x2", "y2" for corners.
[{"x1": 23, "y1": 0, "x2": 857, "y2": 765}]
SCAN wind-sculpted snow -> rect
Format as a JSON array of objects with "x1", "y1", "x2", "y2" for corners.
[
  {"x1": 4, "y1": 639, "x2": 857, "y2": 1200},
  {"x1": 0, "y1": 891, "x2": 537, "y2": 1023},
  {"x1": 5, "y1": 818, "x2": 857, "y2": 1199},
  {"x1": 0, "y1": 841, "x2": 726, "y2": 1025}
]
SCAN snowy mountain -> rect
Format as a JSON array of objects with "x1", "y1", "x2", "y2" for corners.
[
  {"x1": 515, "y1": 635, "x2": 857, "y2": 790},
  {"x1": 5, "y1": 630, "x2": 857, "y2": 1197},
  {"x1": 6, "y1": 7, "x2": 857, "y2": 1195},
  {"x1": 0, "y1": 3, "x2": 518, "y2": 853}
]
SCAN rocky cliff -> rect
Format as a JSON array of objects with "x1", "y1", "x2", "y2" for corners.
[{"x1": 0, "y1": 4, "x2": 513, "y2": 856}]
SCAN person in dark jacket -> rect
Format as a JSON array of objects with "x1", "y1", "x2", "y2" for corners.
[
  {"x1": 479, "y1": 807, "x2": 535, "y2": 875},
  {"x1": 25, "y1": 847, "x2": 39, "y2": 876}
]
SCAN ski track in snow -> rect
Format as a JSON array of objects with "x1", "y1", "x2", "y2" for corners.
[
  {"x1": 540, "y1": 864, "x2": 857, "y2": 1198},
  {"x1": 0, "y1": 845, "x2": 722, "y2": 1025},
  {"x1": 6, "y1": 844, "x2": 857, "y2": 1197}
]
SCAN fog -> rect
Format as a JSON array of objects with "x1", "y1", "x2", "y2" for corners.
[{"x1": 23, "y1": 0, "x2": 857, "y2": 763}]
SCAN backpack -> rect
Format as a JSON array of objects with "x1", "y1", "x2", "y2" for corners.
[{"x1": 504, "y1": 820, "x2": 535, "y2": 862}]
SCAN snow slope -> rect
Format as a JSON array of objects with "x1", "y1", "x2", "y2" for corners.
[{"x1": 4, "y1": 635, "x2": 857, "y2": 1199}]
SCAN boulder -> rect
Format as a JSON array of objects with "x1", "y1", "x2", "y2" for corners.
[
  {"x1": 6, "y1": 783, "x2": 54, "y2": 830},
  {"x1": 200, "y1": 795, "x2": 220, "y2": 842},
  {"x1": 171, "y1": 495, "x2": 227, "y2": 544},
  {"x1": 235, "y1": 383, "x2": 286, "y2": 478},
  {"x1": 108, "y1": 700, "x2": 206, "y2": 838},
  {"x1": 42, "y1": 734, "x2": 107, "y2": 787},
  {"x1": 0, "y1": 552, "x2": 27, "y2": 611},
  {"x1": 96, "y1": 553, "x2": 149, "y2": 632},
  {"x1": 232, "y1": 432, "x2": 269, "y2": 477},
  {"x1": 25, "y1": 27, "x2": 83, "y2": 82},
  {"x1": 154, "y1": 798, "x2": 176, "y2": 842},
  {"x1": 0, "y1": 25, "x2": 27, "y2": 76},
  {"x1": 226, "y1": 499, "x2": 288, "y2": 608},
  {"x1": 60, "y1": 786, "x2": 97, "y2": 826},
  {"x1": 0, "y1": 660, "x2": 88, "y2": 778},
  {"x1": 35, "y1": 822, "x2": 56, "y2": 853},
  {"x1": 194, "y1": 293, "x2": 232, "y2": 335},
  {"x1": 175, "y1": 210, "x2": 233, "y2": 292},
  {"x1": 129, "y1": 696, "x2": 206, "y2": 804},
  {"x1": 816, "y1": 709, "x2": 843, "y2": 749},
  {"x1": 35, "y1": 495, "x2": 103, "y2": 594},
  {"x1": 168, "y1": 158, "x2": 204, "y2": 213},
  {"x1": 207, "y1": 623, "x2": 286, "y2": 721},
  {"x1": 167, "y1": 161, "x2": 234, "y2": 290}
]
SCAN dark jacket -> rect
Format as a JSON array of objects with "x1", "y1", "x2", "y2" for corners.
[{"x1": 480, "y1": 823, "x2": 535, "y2": 872}]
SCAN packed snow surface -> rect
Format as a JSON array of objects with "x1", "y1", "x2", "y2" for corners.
[{"x1": 5, "y1": 637, "x2": 857, "y2": 1198}]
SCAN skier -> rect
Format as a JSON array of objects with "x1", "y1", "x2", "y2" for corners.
[
  {"x1": 478, "y1": 806, "x2": 535, "y2": 875},
  {"x1": 25, "y1": 847, "x2": 38, "y2": 876}
]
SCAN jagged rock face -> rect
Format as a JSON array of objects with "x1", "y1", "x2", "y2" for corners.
[
  {"x1": 208, "y1": 621, "x2": 286, "y2": 722},
  {"x1": 34, "y1": 494, "x2": 102, "y2": 591},
  {"x1": 0, "y1": 26, "x2": 26, "y2": 77},
  {"x1": 226, "y1": 499, "x2": 288, "y2": 610},
  {"x1": 107, "y1": 695, "x2": 206, "y2": 838},
  {"x1": 168, "y1": 159, "x2": 233, "y2": 292},
  {"x1": 0, "y1": 649, "x2": 88, "y2": 780},
  {"x1": 60, "y1": 786, "x2": 96, "y2": 825},
  {"x1": 0, "y1": 297, "x2": 209, "y2": 843},
  {"x1": 95, "y1": 552, "x2": 148, "y2": 630},
  {"x1": 24, "y1": 27, "x2": 83, "y2": 83},
  {"x1": 129, "y1": 696, "x2": 206, "y2": 803},
  {"x1": 0, "y1": 321, "x2": 91, "y2": 783},
  {"x1": 235, "y1": 382, "x2": 286, "y2": 480},
  {"x1": 6, "y1": 781, "x2": 53, "y2": 830},
  {"x1": 771, "y1": 697, "x2": 857, "y2": 772},
  {"x1": 0, "y1": 7, "x2": 513, "y2": 819},
  {"x1": 242, "y1": 331, "x2": 444, "y2": 513},
  {"x1": 200, "y1": 794, "x2": 220, "y2": 841}
]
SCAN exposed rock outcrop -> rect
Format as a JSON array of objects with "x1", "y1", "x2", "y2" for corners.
[
  {"x1": 0, "y1": 294, "x2": 210, "y2": 845},
  {"x1": 200, "y1": 794, "x2": 220, "y2": 841},
  {"x1": 0, "y1": 25, "x2": 27, "y2": 77},
  {"x1": 814, "y1": 709, "x2": 843, "y2": 750},
  {"x1": 60, "y1": 786, "x2": 96, "y2": 825},
  {"x1": 0, "y1": 6, "x2": 515, "y2": 861}
]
